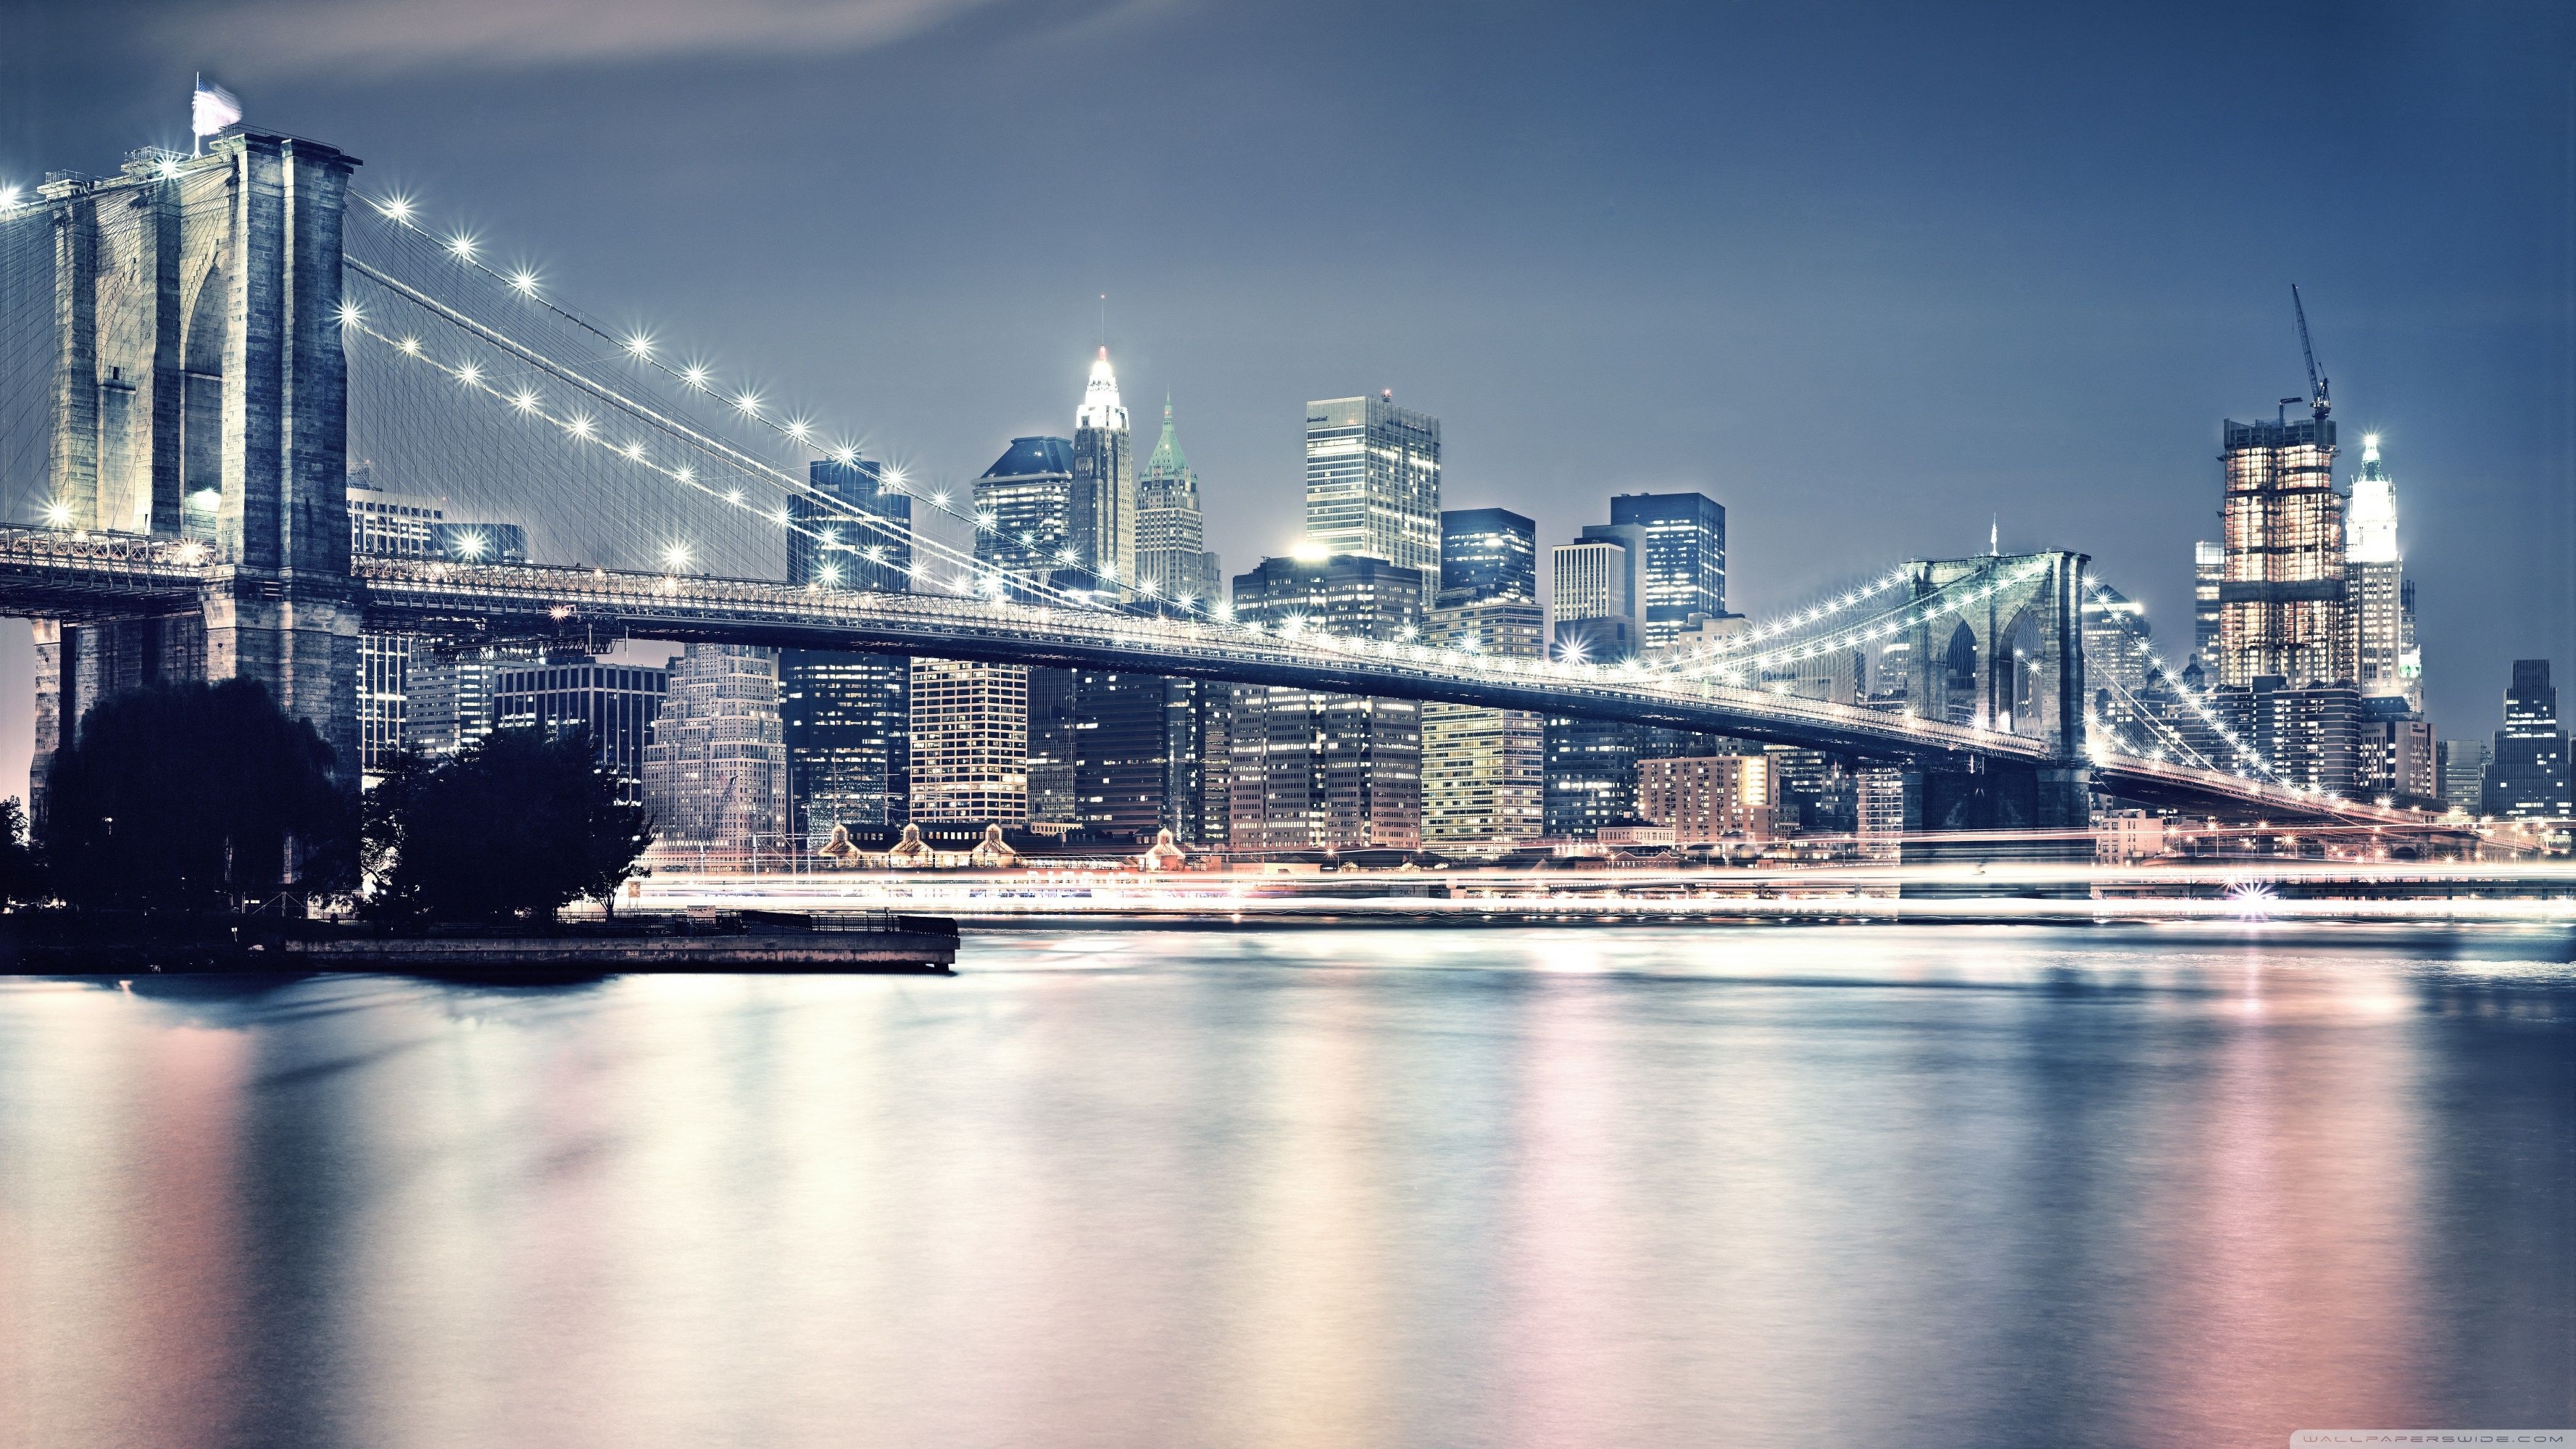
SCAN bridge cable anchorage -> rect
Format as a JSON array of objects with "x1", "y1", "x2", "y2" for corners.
[
  {"x1": 347, "y1": 193, "x2": 1184, "y2": 617},
  {"x1": 344, "y1": 267, "x2": 1129, "y2": 618}
]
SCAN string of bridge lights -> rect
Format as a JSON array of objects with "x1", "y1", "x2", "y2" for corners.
[
  {"x1": 341, "y1": 265, "x2": 1139, "y2": 619},
  {"x1": 343, "y1": 188, "x2": 2361, "y2": 786},
  {"x1": 351, "y1": 190, "x2": 1200, "y2": 615},
  {"x1": 343, "y1": 307, "x2": 2085, "y2": 747},
  {"x1": 2077, "y1": 576, "x2": 2287, "y2": 786}
]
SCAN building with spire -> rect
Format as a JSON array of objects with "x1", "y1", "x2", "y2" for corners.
[
  {"x1": 2345, "y1": 433, "x2": 2419, "y2": 710},
  {"x1": 1135, "y1": 395, "x2": 1220, "y2": 608},
  {"x1": 1073, "y1": 346, "x2": 1137, "y2": 591}
]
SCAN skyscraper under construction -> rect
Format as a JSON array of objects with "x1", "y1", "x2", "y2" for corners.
[{"x1": 2217, "y1": 407, "x2": 2346, "y2": 689}]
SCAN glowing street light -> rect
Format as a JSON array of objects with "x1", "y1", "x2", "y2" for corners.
[
  {"x1": 508, "y1": 270, "x2": 539, "y2": 295},
  {"x1": 625, "y1": 334, "x2": 654, "y2": 359},
  {"x1": 682, "y1": 365, "x2": 710, "y2": 389},
  {"x1": 448, "y1": 234, "x2": 477, "y2": 259},
  {"x1": 380, "y1": 196, "x2": 414, "y2": 222},
  {"x1": 662, "y1": 542, "x2": 693, "y2": 571}
]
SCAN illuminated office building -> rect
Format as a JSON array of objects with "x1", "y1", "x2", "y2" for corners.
[
  {"x1": 1225, "y1": 554, "x2": 1424, "y2": 850},
  {"x1": 2344, "y1": 433, "x2": 2420, "y2": 710},
  {"x1": 1305, "y1": 394, "x2": 1441, "y2": 601},
  {"x1": 642, "y1": 644, "x2": 790, "y2": 860},
  {"x1": 1136, "y1": 396, "x2": 1220, "y2": 609},
  {"x1": 2483, "y1": 660, "x2": 2571, "y2": 820},
  {"x1": 781, "y1": 456, "x2": 913, "y2": 840},
  {"x1": 1608, "y1": 491, "x2": 1726, "y2": 649}
]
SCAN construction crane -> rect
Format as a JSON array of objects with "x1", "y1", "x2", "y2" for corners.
[{"x1": 2291, "y1": 283, "x2": 2330, "y2": 423}]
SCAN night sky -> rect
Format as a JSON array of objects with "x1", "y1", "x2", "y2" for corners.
[{"x1": 4, "y1": 0, "x2": 2571, "y2": 796}]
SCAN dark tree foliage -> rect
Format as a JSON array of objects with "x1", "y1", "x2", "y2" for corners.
[
  {"x1": 363, "y1": 725, "x2": 652, "y2": 922},
  {"x1": 43, "y1": 680, "x2": 357, "y2": 911},
  {"x1": 0, "y1": 797, "x2": 38, "y2": 907}
]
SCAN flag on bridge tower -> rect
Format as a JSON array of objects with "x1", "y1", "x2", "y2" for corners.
[{"x1": 191, "y1": 75, "x2": 241, "y2": 155}]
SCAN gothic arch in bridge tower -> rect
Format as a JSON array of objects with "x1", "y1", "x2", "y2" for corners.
[{"x1": 1942, "y1": 622, "x2": 1979, "y2": 727}]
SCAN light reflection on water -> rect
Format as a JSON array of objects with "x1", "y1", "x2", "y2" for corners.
[{"x1": 1, "y1": 925, "x2": 2570, "y2": 1448}]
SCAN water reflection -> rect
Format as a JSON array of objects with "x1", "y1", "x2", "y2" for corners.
[{"x1": 1, "y1": 926, "x2": 2569, "y2": 1448}]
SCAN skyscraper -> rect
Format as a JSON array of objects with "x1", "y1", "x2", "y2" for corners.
[
  {"x1": 968, "y1": 434, "x2": 1071, "y2": 831},
  {"x1": 1305, "y1": 394, "x2": 1440, "y2": 600},
  {"x1": 2439, "y1": 739, "x2": 2492, "y2": 813},
  {"x1": 2192, "y1": 539, "x2": 2224, "y2": 669},
  {"x1": 494, "y1": 654, "x2": 668, "y2": 803},
  {"x1": 642, "y1": 644, "x2": 791, "y2": 865},
  {"x1": 2081, "y1": 584, "x2": 2153, "y2": 749},
  {"x1": 1421, "y1": 599, "x2": 1545, "y2": 853},
  {"x1": 2218, "y1": 411, "x2": 2346, "y2": 688},
  {"x1": 782, "y1": 457, "x2": 913, "y2": 842},
  {"x1": 1072, "y1": 347, "x2": 1137, "y2": 590},
  {"x1": 1437, "y1": 507, "x2": 1536, "y2": 607},
  {"x1": 976, "y1": 436, "x2": 1081, "y2": 597},
  {"x1": 908, "y1": 657, "x2": 1029, "y2": 826},
  {"x1": 1071, "y1": 670, "x2": 1213, "y2": 844},
  {"x1": 1608, "y1": 491, "x2": 1726, "y2": 649},
  {"x1": 1544, "y1": 532, "x2": 1643, "y2": 839},
  {"x1": 1225, "y1": 555, "x2": 1425, "y2": 851},
  {"x1": 2345, "y1": 433, "x2": 2420, "y2": 710},
  {"x1": 2482, "y1": 660, "x2": 2571, "y2": 820},
  {"x1": 1136, "y1": 396, "x2": 1220, "y2": 608},
  {"x1": 346, "y1": 473, "x2": 440, "y2": 778}
]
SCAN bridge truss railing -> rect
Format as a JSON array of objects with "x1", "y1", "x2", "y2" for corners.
[{"x1": 357, "y1": 556, "x2": 2063, "y2": 765}]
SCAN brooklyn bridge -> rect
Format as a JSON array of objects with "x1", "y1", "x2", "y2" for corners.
[{"x1": 0, "y1": 126, "x2": 2446, "y2": 843}]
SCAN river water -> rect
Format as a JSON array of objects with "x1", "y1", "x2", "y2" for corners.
[{"x1": 1, "y1": 924, "x2": 2570, "y2": 1448}]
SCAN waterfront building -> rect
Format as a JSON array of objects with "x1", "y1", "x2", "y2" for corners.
[
  {"x1": 641, "y1": 644, "x2": 790, "y2": 862},
  {"x1": 493, "y1": 654, "x2": 668, "y2": 802},
  {"x1": 2355, "y1": 695, "x2": 2437, "y2": 805},
  {"x1": 2217, "y1": 412, "x2": 2346, "y2": 688},
  {"x1": 1543, "y1": 715, "x2": 1640, "y2": 841},
  {"x1": 1073, "y1": 347, "x2": 1137, "y2": 589},
  {"x1": 2214, "y1": 678, "x2": 2360, "y2": 797},
  {"x1": 2439, "y1": 739, "x2": 2491, "y2": 813},
  {"x1": 781, "y1": 457, "x2": 913, "y2": 842},
  {"x1": 1855, "y1": 765, "x2": 1911, "y2": 860},
  {"x1": 1542, "y1": 533, "x2": 1645, "y2": 839},
  {"x1": 347, "y1": 476, "x2": 441, "y2": 777},
  {"x1": 1225, "y1": 554, "x2": 1424, "y2": 851},
  {"x1": 2482, "y1": 660, "x2": 2572, "y2": 820},
  {"x1": 2344, "y1": 433, "x2": 2421, "y2": 710},
  {"x1": 1634, "y1": 753, "x2": 1778, "y2": 844},
  {"x1": 1608, "y1": 492, "x2": 1726, "y2": 649},
  {"x1": 908, "y1": 657, "x2": 1029, "y2": 826},
  {"x1": 1136, "y1": 396, "x2": 1221, "y2": 608},
  {"x1": 1766, "y1": 745, "x2": 1857, "y2": 836},
  {"x1": 1305, "y1": 394, "x2": 1441, "y2": 601},
  {"x1": 1025, "y1": 667, "x2": 1080, "y2": 833},
  {"x1": 1071, "y1": 670, "x2": 1212, "y2": 844},
  {"x1": 1421, "y1": 597, "x2": 1545, "y2": 851},
  {"x1": 405, "y1": 644, "x2": 534, "y2": 762},
  {"x1": 1438, "y1": 507, "x2": 1537, "y2": 607}
]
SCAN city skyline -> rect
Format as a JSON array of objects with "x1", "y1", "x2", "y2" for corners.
[{"x1": 6, "y1": 1, "x2": 2569, "y2": 801}]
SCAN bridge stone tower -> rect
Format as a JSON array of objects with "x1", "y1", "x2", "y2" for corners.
[
  {"x1": 1892, "y1": 550, "x2": 2092, "y2": 848},
  {"x1": 33, "y1": 130, "x2": 361, "y2": 809}
]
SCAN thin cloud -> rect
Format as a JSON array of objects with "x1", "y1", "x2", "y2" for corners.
[{"x1": 201, "y1": 0, "x2": 1011, "y2": 75}]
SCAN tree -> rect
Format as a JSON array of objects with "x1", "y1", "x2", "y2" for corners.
[
  {"x1": 0, "y1": 797, "x2": 38, "y2": 907},
  {"x1": 363, "y1": 725, "x2": 652, "y2": 922},
  {"x1": 43, "y1": 679, "x2": 357, "y2": 911}
]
